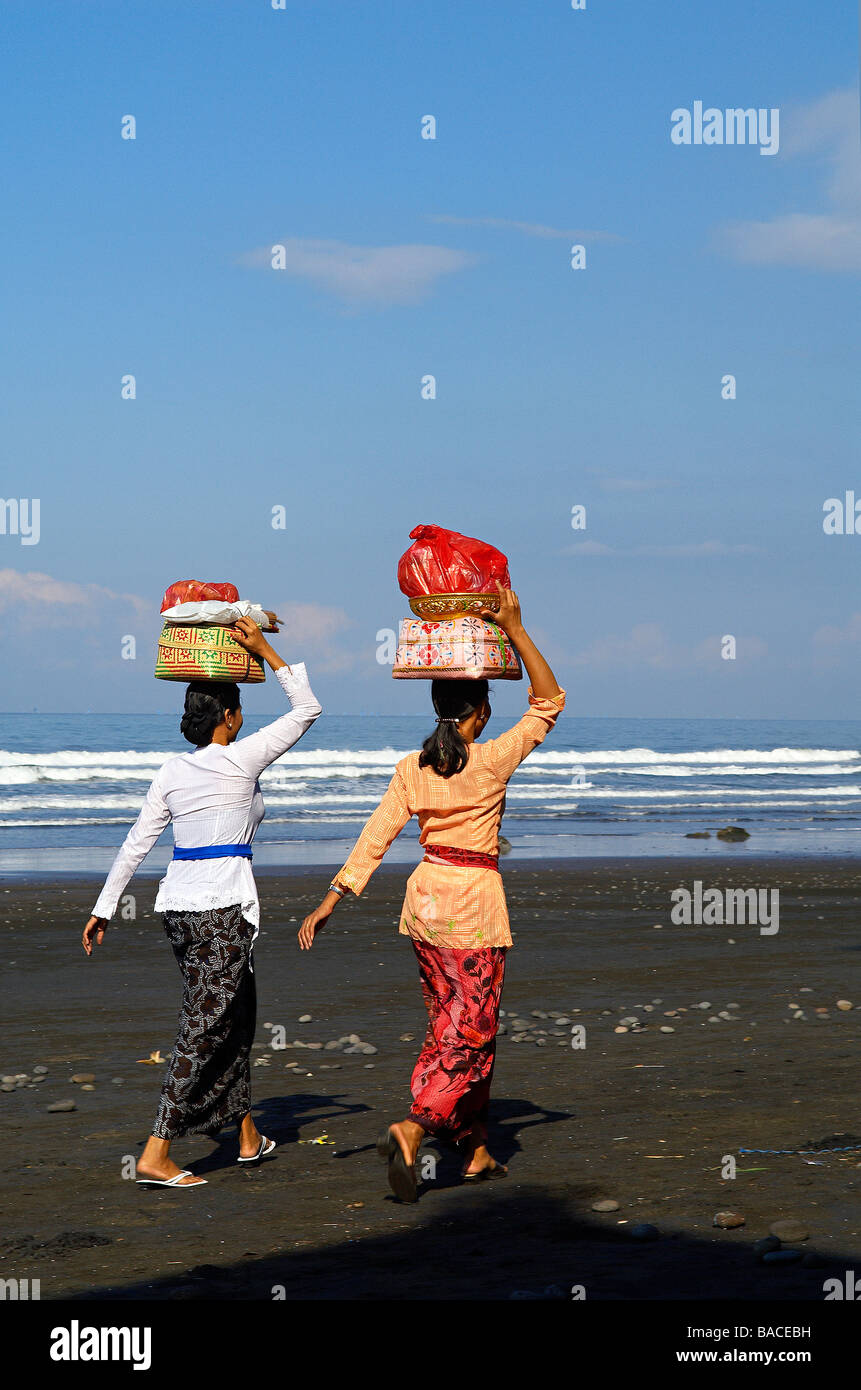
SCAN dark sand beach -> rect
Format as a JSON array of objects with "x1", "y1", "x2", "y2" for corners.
[{"x1": 1, "y1": 858, "x2": 859, "y2": 1302}]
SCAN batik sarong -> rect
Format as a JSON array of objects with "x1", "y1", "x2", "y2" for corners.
[
  {"x1": 152, "y1": 903, "x2": 256, "y2": 1139},
  {"x1": 408, "y1": 942, "x2": 507, "y2": 1141}
]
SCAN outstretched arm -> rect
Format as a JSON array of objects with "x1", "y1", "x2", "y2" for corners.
[{"x1": 298, "y1": 768, "x2": 411, "y2": 948}]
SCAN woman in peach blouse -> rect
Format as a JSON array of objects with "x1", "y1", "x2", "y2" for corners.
[{"x1": 299, "y1": 585, "x2": 564, "y2": 1202}]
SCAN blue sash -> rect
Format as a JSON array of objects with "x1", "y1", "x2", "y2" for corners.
[{"x1": 172, "y1": 844, "x2": 253, "y2": 861}]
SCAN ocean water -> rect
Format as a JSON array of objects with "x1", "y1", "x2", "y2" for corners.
[{"x1": 2, "y1": 711, "x2": 861, "y2": 875}]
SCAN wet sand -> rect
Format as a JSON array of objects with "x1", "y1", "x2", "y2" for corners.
[{"x1": 1, "y1": 858, "x2": 859, "y2": 1301}]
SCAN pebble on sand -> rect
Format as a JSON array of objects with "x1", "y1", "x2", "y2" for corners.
[
  {"x1": 629, "y1": 1223, "x2": 660, "y2": 1242},
  {"x1": 592, "y1": 1199, "x2": 620, "y2": 1212},
  {"x1": 298, "y1": 1014, "x2": 312, "y2": 1023},
  {"x1": 836, "y1": 999, "x2": 853, "y2": 1011},
  {"x1": 713, "y1": 1211, "x2": 745, "y2": 1229},
  {"x1": 47, "y1": 1099, "x2": 76, "y2": 1113},
  {"x1": 768, "y1": 1220, "x2": 809, "y2": 1243},
  {"x1": 762, "y1": 1249, "x2": 804, "y2": 1265},
  {"x1": 70, "y1": 1073, "x2": 95, "y2": 1084}
]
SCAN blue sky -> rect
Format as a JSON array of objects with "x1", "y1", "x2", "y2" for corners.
[{"x1": 1, "y1": 0, "x2": 859, "y2": 716}]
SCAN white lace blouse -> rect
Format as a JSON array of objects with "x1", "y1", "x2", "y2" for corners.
[{"x1": 91, "y1": 663, "x2": 322, "y2": 928}]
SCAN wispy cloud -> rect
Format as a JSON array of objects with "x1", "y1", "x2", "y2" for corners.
[
  {"x1": 0, "y1": 569, "x2": 150, "y2": 625},
  {"x1": 571, "y1": 623, "x2": 768, "y2": 671},
  {"x1": 428, "y1": 213, "x2": 624, "y2": 243},
  {"x1": 273, "y1": 599, "x2": 358, "y2": 674},
  {"x1": 238, "y1": 237, "x2": 477, "y2": 305},
  {"x1": 564, "y1": 540, "x2": 616, "y2": 556},
  {"x1": 565, "y1": 540, "x2": 758, "y2": 558},
  {"x1": 714, "y1": 88, "x2": 861, "y2": 272},
  {"x1": 0, "y1": 573, "x2": 359, "y2": 676},
  {"x1": 812, "y1": 612, "x2": 861, "y2": 654},
  {"x1": 570, "y1": 622, "x2": 676, "y2": 670},
  {"x1": 638, "y1": 541, "x2": 758, "y2": 558},
  {"x1": 594, "y1": 476, "x2": 676, "y2": 493}
]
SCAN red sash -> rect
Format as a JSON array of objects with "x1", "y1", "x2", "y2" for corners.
[{"x1": 422, "y1": 844, "x2": 500, "y2": 873}]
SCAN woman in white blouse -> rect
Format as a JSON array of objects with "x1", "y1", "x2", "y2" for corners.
[{"x1": 82, "y1": 618, "x2": 322, "y2": 1188}]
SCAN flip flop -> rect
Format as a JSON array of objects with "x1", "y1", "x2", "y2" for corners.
[
  {"x1": 238, "y1": 1135, "x2": 276, "y2": 1164},
  {"x1": 376, "y1": 1127, "x2": 418, "y2": 1203},
  {"x1": 462, "y1": 1163, "x2": 508, "y2": 1183},
  {"x1": 136, "y1": 1169, "x2": 207, "y2": 1188}
]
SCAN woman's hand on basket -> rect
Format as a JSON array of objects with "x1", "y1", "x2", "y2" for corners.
[
  {"x1": 480, "y1": 580, "x2": 523, "y2": 635},
  {"x1": 82, "y1": 916, "x2": 108, "y2": 956},
  {"x1": 231, "y1": 615, "x2": 271, "y2": 657}
]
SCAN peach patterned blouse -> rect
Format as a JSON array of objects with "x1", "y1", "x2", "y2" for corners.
[{"x1": 334, "y1": 687, "x2": 566, "y2": 949}]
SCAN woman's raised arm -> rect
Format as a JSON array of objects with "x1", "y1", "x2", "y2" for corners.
[
  {"x1": 480, "y1": 583, "x2": 561, "y2": 699},
  {"x1": 230, "y1": 618, "x2": 322, "y2": 778}
]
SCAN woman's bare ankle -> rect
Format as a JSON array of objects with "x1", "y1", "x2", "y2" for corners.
[{"x1": 238, "y1": 1115, "x2": 262, "y2": 1156}]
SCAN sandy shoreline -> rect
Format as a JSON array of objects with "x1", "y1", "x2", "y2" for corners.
[{"x1": 1, "y1": 858, "x2": 859, "y2": 1301}]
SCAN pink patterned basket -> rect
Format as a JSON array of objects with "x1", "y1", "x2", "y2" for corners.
[{"x1": 392, "y1": 616, "x2": 522, "y2": 681}]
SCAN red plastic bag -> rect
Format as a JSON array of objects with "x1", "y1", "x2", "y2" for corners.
[
  {"x1": 397, "y1": 525, "x2": 511, "y2": 597},
  {"x1": 160, "y1": 580, "x2": 240, "y2": 613}
]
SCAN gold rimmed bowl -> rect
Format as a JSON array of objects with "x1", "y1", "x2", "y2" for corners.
[{"x1": 407, "y1": 593, "x2": 499, "y2": 620}]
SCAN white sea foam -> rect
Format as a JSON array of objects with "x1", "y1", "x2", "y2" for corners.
[
  {"x1": 4, "y1": 784, "x2": 860, "y2": 816},
  {"x1": 0, "y1": 749, "x2": 175, "y2": 766},
  {"x1": 2, "y1": 744, "x2": 856, "y2": 774},
  {"x1": 551, "y1": 786, "x2": 861, "y2": 800},
  {"x1": 0, "y1": 747, "x2": 407, "y2": 768},
  {"x1": 527, "y1": 747, "x2": 860, "y2": 766}
]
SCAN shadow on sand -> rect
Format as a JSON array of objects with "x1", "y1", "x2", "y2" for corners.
[{"x1": 67, "y1": 1096, "x2": 859, "y2": 1301}]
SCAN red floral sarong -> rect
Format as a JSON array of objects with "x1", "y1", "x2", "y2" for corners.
[{"x1": 408, "y1": 942, "x2": 507, "y2": 1141}]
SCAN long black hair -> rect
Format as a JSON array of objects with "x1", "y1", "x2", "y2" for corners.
[
  {"x1": 418, "y1": 679, "x2": 489, "y2": 778},
  {"x1": 180, "y1": 681, "x2": 241, "y2": 747}
]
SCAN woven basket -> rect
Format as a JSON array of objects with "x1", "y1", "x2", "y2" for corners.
[
  {"x1": 155, "y1": 622, "x2": 265, "y2": 683},
  {"x1": 392, "y1": 615, "x2": 522, "y2": 680}
]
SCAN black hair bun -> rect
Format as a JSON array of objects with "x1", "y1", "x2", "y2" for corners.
[{"x1": 180, "y1": 681, "x2": 241, "y2": 747}]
